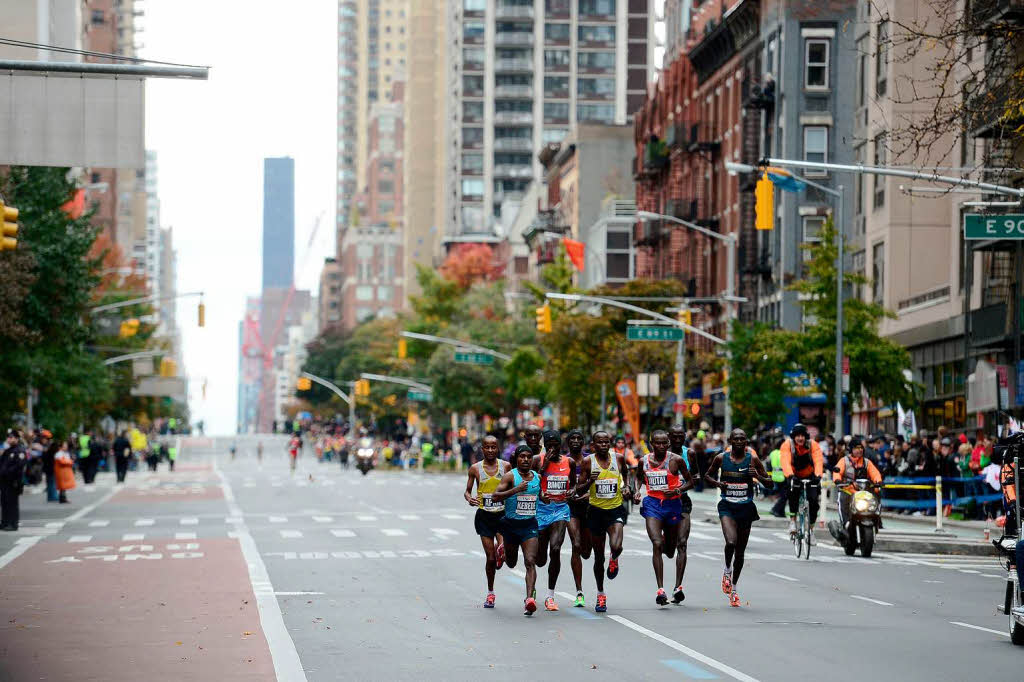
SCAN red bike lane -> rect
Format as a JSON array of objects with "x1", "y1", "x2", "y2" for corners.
[{"x1": 0, "y1": 463, "x2": 277, "y2": 681}]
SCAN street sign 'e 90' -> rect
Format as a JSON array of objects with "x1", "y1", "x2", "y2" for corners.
[
  {"x1": 627, "y1": 326, "x2": 684, "y2": 341},
  {"x1": 964, "y1": 214, "x2": 1024, "y2": 240},
  {"x1": 454, "y1": 351, "x2": 494, "y2": 365}
]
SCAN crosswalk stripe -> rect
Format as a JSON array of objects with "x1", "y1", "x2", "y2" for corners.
[
  {"x1": 269, "y1": 516, "x2": 288, "y2": 523},
  {"x1": 280, "y1": 530, "x2": 303, "y2": 538},
  {"x1": 180, "y1": 517, "x2": 199, "y2": 525},
  {"x1": 357, "y1": 515, "x2": 377, "y2": 522},
  {"x1": 330, "y1": 529, "x2": 356, "y2": 538},
  {"x1": 431, "y1": 528, "x2": 459, "y2": 536},
  {"x1": 175, "y1": 532, "x2": 197, "y2": 540},
  {"x1": 381, "y1": 529, "x2": 407, "y2": 537},
  {"x1": 122, "y1": 533, "x2": 145, "y2": 541},
  {"x1": 398, "y1": 514, "x2": 421, "y2": 521},
  {"x1": 45, "y1": 522, "x2": 63, "y2": 529},
  {"x1": 312, "y1": 516, "x2": 333, "y2": 523},
  {"x1": 135, "y1": 518, "x2": 154, "y2": 526},
  {"x1": 88, "y1": 520, "x2": 109, "y2": 527},
  {"x1": 69, "y1": 535, "x2": 92, "y2": 543},
  {"x1": 442, "y1": 513, "x2": 463, "y2": 520}
]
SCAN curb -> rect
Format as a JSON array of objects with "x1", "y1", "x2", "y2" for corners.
[{"x1": 834, "y1": 534, "x2": 996, "y2": 557}]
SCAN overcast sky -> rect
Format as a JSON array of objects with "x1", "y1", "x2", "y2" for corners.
[{"x1": 144, "y1": 1, "x2": 337, "y2": 434}]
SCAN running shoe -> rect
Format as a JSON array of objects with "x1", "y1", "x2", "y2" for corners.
[
  {"x1": 573, "y1": 592, "x2": 585, "y2": 608},
  {"x1": 595, "y1": 594, "x2": 608, "y2": 613},
  {"x1": 729, "y1": 591, "x2": 741, "y2": 608},
  {"x1": 672, "y1": 586, "x2": 685, "y2": 604},
  {"x1": 721, "y1": 571, "x2": 733, "y2": 595},
  {"x1": 607, "y1": 557, "x2": 619, "y2": 580},
  {"x1": 495, "y1": 542, "x2": 505, "y2": 570},
  {"x1": 787, "y1": 518, "x2": 796, "y2": 536},
  {"x1": 544, "y1": 597, "x2": 559, "y2": 611},
  {"x1": 656, "y1": 588, "x2": 668, "y2": 606},
  {"x1": 808, "y1": 528, "x2": 816, "y2": 546},
  {"x1": 524, "y1": 597, "x2": 537, "y2": 615},
  {"x1": 484, "y1": 594, "x2": 496, "y2": 609}
]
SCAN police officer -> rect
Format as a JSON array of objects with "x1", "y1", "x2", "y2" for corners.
[
  {"x1": 1, "y1": 429, "x2": 27, "y2": 531},
  {"x1": 768, "y1": 435, "x2": 787, "y2": 517}
]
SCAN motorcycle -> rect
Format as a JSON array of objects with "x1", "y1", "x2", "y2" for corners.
[
  {"x1": 355, "y1": 437, "x2": 375, "y2": 476},
  {"x1": 828, "y1": 477, "x2": 882, "y2": 558},
  {"x1": 993, "y1": 430, "x2": 1024, "y2": 644}
]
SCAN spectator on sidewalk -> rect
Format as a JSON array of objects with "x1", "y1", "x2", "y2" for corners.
[
  {"x1": 0, "y1": 429, "x2": 27, "y2": 531},
  {"x1": 113, "y1": 431, "x2": 132, "y2": 483},
  {"x1": 54, "y1": 440, "x2": 75, "y2": 504},
  {"x1": 83, "y1": 433, "x2": 104, "y2": 484},
  {"x1": 33, "y1": 430, "x2": 57, "y2": 502}
]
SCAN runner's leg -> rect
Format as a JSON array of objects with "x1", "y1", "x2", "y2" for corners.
[
  {"x1": 568, "y1": 517, "x2": 585, "y2": 592},
  {"x1": 733, "y1": 521, "x2": 752, "y2": 585},
  {"x1": 645, "y1": 516, "x2": 666, "y2": 589},
  {"x1": 480, "y1": 535, "x2": 497, "y2": 592},
  {"x1": 674, "y1": 514, "x2": 690, "y2": 590},
  {"x1": 522, "y1": 537, "x2": 539, "y2": 601},
  {"x1": 546, "y1": 521, "x2": 566, "y2": 590},
  {"x1": 505, "y1": 539, "x2": 521, "y2": 570},
  {"x1": 608, "y1": 521, "x2": 624, "y2": 561},
  {"x1": 535, "y1": 525, "x2": 551, "y2": 568},
  {"x1": 591, "y1": 529, "x2": 606, "y2": 593},
  {"x1": 721, "y1": 515, "x2": 738, "y2": 572}
]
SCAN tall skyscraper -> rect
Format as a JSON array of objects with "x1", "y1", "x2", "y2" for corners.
[
  {"x1": 445, "y1": 0, "x2": 657, "y2": 237},
  {"x1": 262, "y1": 157, "x2": 296, "y2": 290}
]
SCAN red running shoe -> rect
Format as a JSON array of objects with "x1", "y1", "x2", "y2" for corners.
[
  {"x1": 484, "y1": 594, "x2": 495, "y2": 609},
  {"x1": 595, "y1": 594, "x2": 608, "y2": 613},
  {"x1": 607, "y1": 557, "x2": 619, "y2": 580},
  {"x1": 524, "y1": 597, "x2": 537, "y2": 615},
  {"x1": 495, "y1": 542, "x2": 505, "y2": 570},
  {"x1": 721, "y1": 571, "x2": 733, "y2": 595}
]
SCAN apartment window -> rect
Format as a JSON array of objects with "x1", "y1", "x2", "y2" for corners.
[
  {"x1": 606, "y1": 228, "x2": 632, "y2": 279},
  {"x1": 462, "y1": 127, "x2": 484, "y2": 145},
  {"x1": 577, "y1": 51, "x2": 616, "y2": 70},
  {"x1": 577, "y1": 103, "x2": 615, "y2": 122},
  {"x1": 544, "y1": 75, "x2": 569, "y2": 96},
  {"x1": 872, "y1": 241, "x2": 885, "y2": 304},
  {"x1": 357, "y1": 244, "x2": 374, "y2": 259},
  {"x1": 851, "y1": 250, "x2": 866, "y2": 300},
  {"x1": 356, "y1": 307, "x2": 374, "y2": 322},
  {"x1": 91, "y1": 9, "x2": 105, "y2": 24},
  {"x1": 378, "y1": 200, "x2": 395, "y2": 215},
  {"x1": 514, "y1": 256, "x2": 529, "y2": 275},
  {"x1": 378, "y1": 180, "x2": 394, "y2": 194},
  {"x1": 496, "y1": 73, "x2": 532, "y2": 86},
  {"x1": 803, "y1": 216, "x2": 825, "y2": 243},
  {"x1": 463, "y1": 21, "x2": 485, "y2": 39},
  {"x1": 577, "y1": 77, "x2": 615, "y2": 98},
  {"x1": 544, "y1": 50, "x2": 571, "y2": 67},
  {"x1": 495, "y1": 126, "x2": 530, "y2": 138},
  {"x1": 462, "y1": 153, "x2": 484, "y2": 172},
  {"x1": 544, "y1": 102, "x2": 570, "y2": 120},
  {"x1": 356, "y1": 285, "x2": 374, "y2": 302},
  {"x1": 546, "y1": 0, "x2": 571, "y2": 14},
  {"x1": 463, "y1": 101, "x2": 484, "y2": 120},
  {"x1": 463, "y1": 0, "x2": 486, "y2": 10},
  {"x1": 876, "y1": 20, "x2": 889, "y2": 97},
  {"x1": 495, "y1": 99, "x2": 532, "y2": 113},
  {"x1": 579, "y1": 0, "x2": 616, "y2": 15},
  {"x1": 873, "y1": 133, "x2": 886, "y2": 208},
  {"x1": 578, "y1": 25, "x2": 616, "y2": 43},
  {"x1": 462, "y1": 75, "x2": 484, "y2": 93},
  {"x1": 803, "y1": 126, "x2": 828, "y2": 174},
  {"x1": 804, "y1": 39, "x2": 829, "y2": 89},
  {"x1": 463, "y1": 47, "x2": 485, "y2": 68},
  {"x1": 545, "y1": 23, "x2": 571, "y2": 41},
  {"x1": 856, "y1": 37, "x2": 867, "y2": 109},
  {"x1": 542, "y1": 129, "x2": 568, "y2": 143},
  {"x1": 494, "y1": 153, "x2": 531, "y2": 166},
  {"x1": 461, "y1": 206, "x2": 484, "y2": 231},
  {"x1": 462, "y1": 179, "x2": 485, "y2": 197},
  {"x1": 377, "y1": 285, "x2": 393, "y2": 301}
]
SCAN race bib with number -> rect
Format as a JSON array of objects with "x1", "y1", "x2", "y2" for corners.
[
  {"x1": 725, "y1": 482, "x2": 749, "y2": 500},
  {"x1": 545, "y1": 475, "x2": 569, "y2": 496},
  {"x1": 645, "y1": 471, "x2": 668, "y2": 491},
  {"x1": 595, "y1": 480, "x2": 618, "y2": 499},
  {"x1": 516, "y1": 494, "x2": 537, "y2": 517},
  {"x1": 482, "y1": 493, "x2": 503, "y2": 512}
]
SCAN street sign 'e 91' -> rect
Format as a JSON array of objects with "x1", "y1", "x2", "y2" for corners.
[{"x1": 964, "y1": 214, "x2": 1024, "y2": 240}]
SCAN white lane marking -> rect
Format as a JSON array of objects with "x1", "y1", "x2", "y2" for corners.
[
  {"x1": 226, "y1": 516, "x2": 243, "y2": 524},
  {"x1": 68, "y1": 535, "x2": 92, "y2": 543},
  {"x1": 924, "y1": 580, "x2": 944, "y2": 584},
  {"x1": 357, "y1": 515, "x2": 377, "y2": 522},
  {"x1": 431, "y1": 528, "x2": 459, "y2": 536},
  {"x1": 958, "y1": 569, "x2": 981, "y2": 574},
  {"x1": 398, "y1": 514, "x2": 421, "y2": 521},
  {"x1": 269, "y1": 516, "x2": 288, "y2": 523},
  {"x1": 180, "y1": 517, "x2": 199, "y2": 525},
  {"x1": 607, "y1": 615, "x2": 761, "y2": 682},
  {"x1": 767, "y1": 572, "x2": 799, "y2": 582},
  {"x1": 312, "y1": 516, "x2": 333, "y2": 523},
  {"x1": 122, "y1": 533, "x2": 145, "y2": 541},
  {"x1": 88, "y1": 520, "x2": 109, "y2": 527},
  {"x1": 214, "y1": 461, "x2": 307, "y2": 682},
  {"x1": 134, "y1": 518, "x2": 154, "y2": 527},
  {"x1": 175, "y1": 532, "x2": 197, "y2": 540},
  {"x1": 983, "y1": 574, "x2": 1005, "y2": 579},
  {"x1": 45, "y1": 521, "x2": 63, "y2": 529},
  {"x1": 381, "y1": 529, "x2": 407, "y2": 537},
  {"x1": 688, "y1": 530, "x2": 719, "y2": 541},
  {"x1": 280, "y1": 530, "x2": 303, "y2": 539},
  {"x1": 746, "y1": 534, "x2": 771, "y2": 544},
  {"x1": 274, "y1": 591, "x2": 325, "y2": 596},
  {"x1": 850, "y1": 594, "x2": 894, "y2": 606},
  {"x1": 0, "y1": 536, "x2": 42, "y2": 571},
  {"x1": 330, "y1": 529, "x2": 356, "y2": 538},
  {"x1": 442, "y1": 513, "x2": 463, "y2": 520},
  {"x1": 951, "y1": 621, "x2": 1008, "y2": 637}
]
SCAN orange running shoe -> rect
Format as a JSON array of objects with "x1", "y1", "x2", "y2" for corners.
[
  {"x1": 495, "y1": 542, "x2": 505, "y2": 570},
  {"x1": 484, "y1": 594, "x2": 496, "y2": 609},
  {"x1": 729, "y1": 591, "x2": 741, "y2": 608},
  {"x1": 524, "y1": 597, "x2": 537, "y2": 615},
  {"x1": 607, "y1": 557, "x2": 619, "y2": 579},
  {"x1": 721, "y1": 571, "x2": 733, "y2": 595},
  {"x1": 595, "y1": 594, "x2": 608, "y2": 613},
  {"x1": 544, "y1": 597, "x2": 559, "y2": 611}
]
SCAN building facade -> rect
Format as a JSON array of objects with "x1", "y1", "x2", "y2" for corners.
[
  {"x1": 318, "y1": 257, "x2": 343, "y2": 330},
  {"x1": 339, "y1": 225, "x2": 403, "y2": 329},
  {"x1": 262, "y1": 157, "x2": 296, "y2": 290},
  {"x1": 445, "y1": 0, "x2": 657, "y2": 240}
]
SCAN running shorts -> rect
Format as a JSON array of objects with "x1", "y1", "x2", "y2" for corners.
[
  {"x1": 586, "y1": 504, "x2": 627, "y2": 534},
  {"x1": 502, "y1": 516, "x2": 539, "y2": 545},
  {"x1": 474, "y1": 509, "x2": 504, "y2": 538},
  {"x1": 640, "y1": 496, "x2": 683, "y2": 525},
  {"x1": 717, "y1": 499, "x2": 760, "y2": 525},
  {"x1": 536, "y1": 500, "x2": 570, "y2": 530},
  {"x1": 569, "y1": 498, "x2": 590, "y2": 520}
]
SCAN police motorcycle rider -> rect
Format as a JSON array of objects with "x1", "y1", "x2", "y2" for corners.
[{"x1": 828, "y1": 436, "x2": 883, "y2": 545}]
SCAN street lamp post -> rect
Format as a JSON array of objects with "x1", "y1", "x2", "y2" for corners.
[
  {"x1": 399, "y1": 331, "x2": 513, "y2": 361},
  {"x1": 635, "y1": 211, "x2": 739, "y2": 434},
  {"x1": 300, "y1": 372, "x2": 356, "y2": 432}
]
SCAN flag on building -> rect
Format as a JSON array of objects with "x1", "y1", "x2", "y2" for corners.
[
  {"x1": 562, "y1": 238, "x2": 585, "y2": 271},
  {"x1": 896, "y1": 402, "x2": 917, "y2": 440}
]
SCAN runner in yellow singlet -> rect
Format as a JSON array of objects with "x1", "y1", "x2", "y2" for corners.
[{"x1": 464, "y1": 435, "x2": 506, "y2": 608}]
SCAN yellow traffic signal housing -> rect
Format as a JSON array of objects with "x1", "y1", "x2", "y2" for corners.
[
  {"x1": 119, "y1": 318, "x2": 140, "y2": 337},
  {"x1": 159, "y1": 357, "x2": 177, "y2": 377},
  {"x1": 535, "y1": 304, "x2": 552, "y2": 333},
  {"x1": 755, "y1": 172, "x2": 774, "y2": 230},
  {"x1": 677, "y1": 309, "x2": 692, "y2": 327},
  {"x1": 397, "y1": 338, "x2": 407, "y2": 359},
  {"x1": 355, "y1": 379, "x2": 371, "y2": 396},
  {"x1": 296, "y1": 377, "x2": 312, "y2": 391},
  {"x1": 198, "y1": 302, "x2": 206, "y2": 328},
  {"x1": 0, "y1": 200, "x2": 19, "y2": 251}
]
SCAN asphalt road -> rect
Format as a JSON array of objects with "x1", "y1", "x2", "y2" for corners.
[{"x1": 2, "y1": 435, "x2": 1022, "y2": 681}]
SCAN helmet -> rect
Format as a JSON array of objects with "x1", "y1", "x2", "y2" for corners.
[
  {"x1": 790, "y1": 423, "x2": 809, "y2": 438},
  {"x1": 940, "y1": 437, "x2": 953, "y2": 447}
]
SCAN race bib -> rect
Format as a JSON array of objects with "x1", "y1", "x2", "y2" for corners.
[
  {"x1": 546, "y1": 475, "x2": 569, "y2": 496},
  {"x1": 646, "y1": 471, "x2": 668, "y2": 491},
  {"x1": 725, "y1": 482, "x2": 748, "y2": 500},
  {"x1": 516, "y1": 494, "x2": 537, "y2": 517},
  {"x1": 595, "y1": 480, "x2": 618, "y2": 499},
  {"x1": 482, "y1": 493, "x2": 503, "y2": 512}
]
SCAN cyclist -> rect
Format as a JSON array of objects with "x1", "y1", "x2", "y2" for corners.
[
  {"x1": 779, "y1": 423, "x2": 824, "y2": 544},
  {"x1": 633, "y1": 429, "x2": 694, "y2": 605},
  {"x1": 492, "y1": 444, "x2": 541, "y2": 615},
  {"x1": 704, "y1": 428, "x2": 772, "y2": 608},
  {"x1": 830, "y1": 436, "x2": 882, "y2": 544},
  {"x1": 464, "y1": 435, "x2": 507, "y2": 608},
  {"x1": 532, "y1": 430, "x2": 575, "y2": 611},
  {"x1": 565, "y1": 429, "x2": 591, "y2": 607}
]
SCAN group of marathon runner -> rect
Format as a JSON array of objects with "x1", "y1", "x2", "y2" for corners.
[{"x1": 464, "y1": 424, "x2": 772, "y2": 615}]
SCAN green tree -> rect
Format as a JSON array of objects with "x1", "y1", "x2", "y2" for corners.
[
  {"x1": 789, "y1": 216, "x2": 916, "y2": 409},
  {"x1": 726, "y1": 320, "x2": 796, "y2": 430}
]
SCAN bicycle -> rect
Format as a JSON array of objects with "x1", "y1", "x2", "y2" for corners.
[{"x1": 790, "y1": 478, "x2": 813, "y2": 560}]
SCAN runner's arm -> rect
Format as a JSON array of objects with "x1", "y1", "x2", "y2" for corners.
[
  {"x1": 491, "y1": 471, "x2": 524, "y2": 502},
  {"x1": 704, "y1": 454, "x2": 726, "y2": 490},
  {"x1": 749, "y1": 452, "x2": 773, "y2": 486},
  {"x1": 812, "y1": 441, "x2": 825, "y2": 477},
  {"x1": 673, "y1": 455, "x2": 695, "y2": 496},
  {"x1": 464, "y1": 466, "x2": 479, "y2": 506},
  {"x1": 617, "y1": 452, "x2": 632, "y2": 497}
]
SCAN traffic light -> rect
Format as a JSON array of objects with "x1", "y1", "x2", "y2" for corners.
[
  {"x1": 118, "y1": 318, "x2": 140, "y2": 337},
  {"x1": 755, "y1": 172, "x2": 774, "y2": 230},
  {"x1": 535, "y1": 303, "x2": 552, "y2": 333},
  {"x1": 0, "y1": 200, "x2": 18, "y2": 251},
  {"x1": 677, "y1": 308, "x2": 692, "y2": 327},
  {"x1": 198, "y1": 302, "x2": 205, "y2": 328},
  {"x1": 296, "y1": 377, "x2": 312, "y2": 391},
  {"x1": 674, "y1": 372, "x2": 680, "y2": 394},
  {"x1": 355, "y1": 379, "x2": 370, "y2": 396},
  {"x1": 159, "y1": 357, "x2": 177, "y2": 377},
  {"x1": 397, "y1": 338, "x2": 407, "y2": 359}
]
